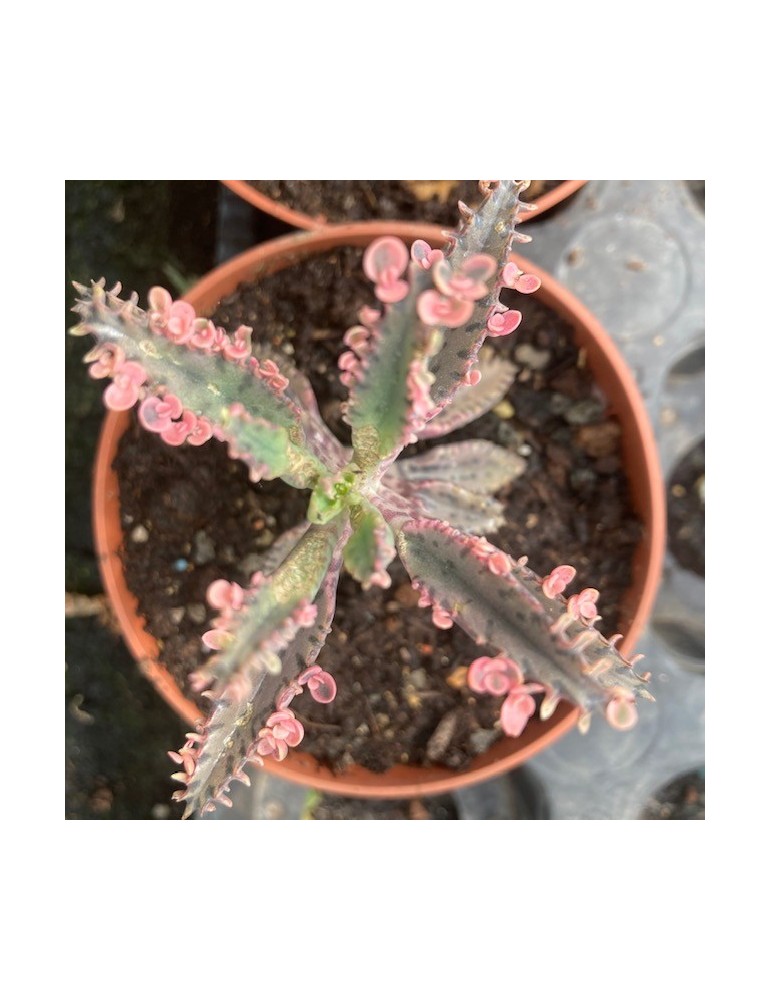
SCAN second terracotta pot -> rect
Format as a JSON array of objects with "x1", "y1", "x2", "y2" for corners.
[
  {"x1": 222, "y1": 180, "x2": 588, "y2": 230},
  {"x1": 93, "y1": 222, "x2": 664, "y2": 799}
]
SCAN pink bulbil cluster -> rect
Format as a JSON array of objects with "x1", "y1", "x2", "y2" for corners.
[
  {"x1": 255, "y1": 709, "x2": 305, "y2": 762},
  {"x1": 199, "y1": 576, "x2": 254, "y2": 651},
  {"x1": 148, "y1": 286, "x2": 254, "y2": 362},
  {"x1": 85, "y1": 342, "x2": 148, "y2": 411},
  {"x1": 363, "y1": 237, "x2": 409, "y2": 303},
  {"x1": 486, "y1": 303, "x2": 523, "y2": 338},
  {"x1": 467, "y1": 655, "x2": 545, "y2": 738},
  {"x1": 256, "y1": 664, "x2": 337, "y2": 761},
  {"x1": 501, "y1": 262, "x2": 541, "y2": 294},
  {"x1": 138, "y1": 394, "x2": 213, "y2": 447},
  {"x1": 417, "y1": 252, "x2": 497, "y2": 329}
]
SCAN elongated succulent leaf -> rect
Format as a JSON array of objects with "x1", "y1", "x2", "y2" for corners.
[
  {"x1": 427, "y1": 180, "x2": 531, "y2": 409},
  {"x1": 383, "y1": 480, "x2": 508, "y2": 536},
  {"x1": 393, "y1": 518, "x2": 650, "y2": 722},
  {"x1": 71, "y1": 281, "x2": 329, "y2": 488},
  {"x1": 344, "y1": 265, "x2": 437, "y2": 468},
  {"x1": 343, "y1": 502, "x2": 396, "y2": 589},
  {"x1": 389, "y1": 439, "x2": 525, "y2": 494},
  {"x1": 174, "y1": 526, "x2": 348, "y2": 818},
  {"x1": 259, "y1": 343, "x2": 347, "y2": 471},
  {"x1": 417, "y1": 353, "x2": 516, "y2": 439},
  {"x1": 192, "y1": 517, "x2": 348, "y2": 700}
]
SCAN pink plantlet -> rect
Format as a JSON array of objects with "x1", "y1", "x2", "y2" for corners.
[
  {"x1": 369, "y1": 569, "x2": 392, "y2": 589},
  {"x1": 431, "y1": 606, "x2": 453, "y2": 629},
  {"x1": 487, "y1": 551, "x2": 512, "y2": 576},
  {"x1": 256, "y1": 709, "x2": 305, "y2": 761},
  {"x1": 343, "y1": 326, "x2": 370, "y2": 355},
  {"x1": 457, "y1": 200, "x2": 474, "y2": 222},
  {"x1": 293, "y1": 601, "x2": 318, "y2": 629},
  {"x1": 103, "y1": 360, "x2": 147, "y2": 411},
  {"x1": 432, "y1": 254, "x2": 496, "y2": 302},
  {"x1": 206, "y1": 579, "x2": 245, "y2": 613},
  {"x1": 161, "y1": 409, "x2": 198, "y2": 446},
  {"x1": 187, "y1": 415, "x2": 214, "y2": 446},
  {"x1": 166, "y1": 300, "x2": 197, "y2": 344},
  {"x1": 138, "y1": 394, "x2": 183, "y2": 434},
  {"x1": 358, "y1": 305, "x2": 381, "y2": 327},
  {"x1": 258, "y1": 359, "x2": 289, "y2": 391},
  {"x1": 501, "y1": 262, "x2": 541, "y2": 293},
  {"x1": 276, "y1": 680, "x2": 303, "y2": 710},
  {"x1": 190, "y1": 318, "x2": 216, "y2": 351},
  {"x1": 223, "y1": 325, "x2": 253, "y2": 362},
  {"x1": 407, "y1": 359, "x2": 435, "y2": 423},
  {"x1": 85, "y1": 342, "x2": 126, "y2": 378},
  {"x1": 410, "y1": 239, "x2": 444, "y2": 271},
  {"x1": 201, "y1": 628, "x2": 233, "y2": 651},
  {"x1": 338, "y1": 350, "x2": 359, "y2": 372},
  {"x1": 147, "y1": 286, "x2": 173, "y2": 330},
  {"x1": 486, "y1": 306, "x2": 523, "y2": 338},
  {"x1": 605, "y1": 690, "x2": 639, "y2": 731},
  {"x1": 542, "y1": 564, "x2": 577, "y2": 599},
  {"x1": 210, "y1": 326, "x2": 229, "y2": 353},
  {"x1": 568, "y1": 587, "x2": 600, "y2": 621},
  {"x1": 298, "y1": 664, "x2": 337, "y2": 704},
  {"x1": 417, "y1": 290, "x2": 474, "y2": 329},
  {"x1": 363, "y1": 236, "x2": 409, "y2": 303},
  {"x1": 468, "y1": 655, "x2": 523, "y2": 696},
  {"x1": 500, "y1": 686, "x2": 542, "y2": 738},
  {"x1": 461, "y1": 367, "x2": 482, "y2": 386},
  {"x1": 417, "y1": 588, "x2": 432, "y2": 608}
]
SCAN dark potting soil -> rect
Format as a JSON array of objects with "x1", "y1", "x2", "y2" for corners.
[
  {"x1": 640, "y1": 768, "x2": 705, "y2": 820},
  {"x1": 667, "y1": 439, "x2": 705, "y2": 577},
  {"x1": 114, "y1": 246, "x2": 642, "y2": 775},
  {"x1": 248, "y1": 180, "x2": 565, "y2": 226}
]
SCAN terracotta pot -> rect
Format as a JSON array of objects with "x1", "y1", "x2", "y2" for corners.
[
  {"x1": 221, "y1": 180, "x2": 588, "y2": 229},
  {"x1": 92, "y1": 222, "x2": 665, "y2": 799}
]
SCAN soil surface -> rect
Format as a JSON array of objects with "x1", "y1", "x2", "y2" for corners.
[
  {"x1": 248, "y1": 180, "x2": 565, "y2": 226},
  {"x1": 115, "y1": 245, "x2": 642, "y2": 776}
]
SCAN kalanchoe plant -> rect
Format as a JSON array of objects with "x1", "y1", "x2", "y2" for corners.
[{"x1": 71, "y1": 180, "x2": 652, "y2": 818}]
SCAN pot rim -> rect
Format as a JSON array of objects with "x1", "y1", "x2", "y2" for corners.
[
  {"x1": 92, "y1": 221, "x2": 665, "y2": 799},
  {"x1": 221, "y1": 180, "x2": 588, "y2": 230}
]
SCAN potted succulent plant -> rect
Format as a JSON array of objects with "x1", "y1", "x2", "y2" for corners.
[
  {"x1": 72, "y1": 180, "x2": 663, "y2": 818},
  {"x1": 222, "y1": 179, "x2": 587, "y2": 229}
]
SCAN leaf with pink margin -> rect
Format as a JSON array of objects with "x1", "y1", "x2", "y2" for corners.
[
  {"x1": 343, "y1": 502, "x2": 396, "y2": 590},
  {"x1": 174, "y1": 519, "x2": 349, "y2": 818},
  {"x1": 71, "y1": 281, "x2": 334, "y2": 489},
  {"x1": 388, "y1": 439, "x2": 525, "y2": 494},
  {"x1": 380, "y1": 478, "x2": 508, "y2": 536},
  {"x1": 391, "y1": 517, "x2": 650, "y2": 720},
  {"x1": 344, "y1": 254, "x2": 437, "y2": 467},
  {"x1": 425, "y1": 181, "x2": 532, "y2": 410},
  {"x1": 416, "y1": 353, "x2": 517, "y2": 439}
]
